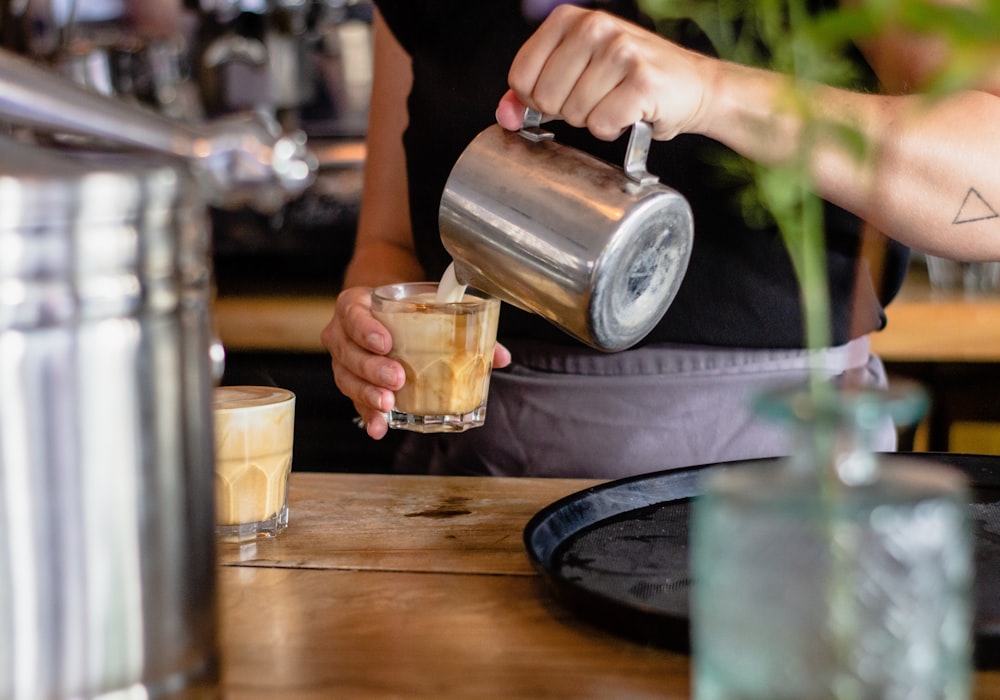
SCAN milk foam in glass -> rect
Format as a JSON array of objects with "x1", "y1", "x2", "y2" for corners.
[{"x1": 214, "y1": 386, "x2": 295, "y2": 542}]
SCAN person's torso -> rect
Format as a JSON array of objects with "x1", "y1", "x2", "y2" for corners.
[{"x1": 374, "y1": 0, "x2": 909, "y2": 349}]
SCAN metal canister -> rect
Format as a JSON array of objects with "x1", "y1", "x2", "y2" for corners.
[
  {"x1": 439, "y1": 110, "x2": 694, "y2": 352},
  {"x1": 0, "y1": 135, "x2": 218, "y2": 698}
]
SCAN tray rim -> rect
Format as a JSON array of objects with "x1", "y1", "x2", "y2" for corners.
[{"x1": 522, "y1": 451, "x2": 1000, "y2": 667}]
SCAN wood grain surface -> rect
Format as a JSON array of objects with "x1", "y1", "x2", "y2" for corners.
[{"x1": 217, "y1": 472, "x2": 1000, "y2": 698}]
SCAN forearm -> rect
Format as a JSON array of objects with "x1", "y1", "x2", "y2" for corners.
[
  {"x1": 342, "y1": 8, "x2": 425, "y2": 290},
  {"x1": 698, "y1": 60, "x2": 1000, "y2": 260},
  {"x1": 839, "y1": 89, "x2": 1000, "y2": 261},
  {"x1": 343, "y1": 239, "x2": 425, "y2": 289}
]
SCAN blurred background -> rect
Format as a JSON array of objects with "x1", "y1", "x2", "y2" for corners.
[
  {"x1": 1, "y1": 0, "x2": 997, "y2": 471},
  {"x1": 0, "y1": 0, "x2": 403, "y2": 471}
]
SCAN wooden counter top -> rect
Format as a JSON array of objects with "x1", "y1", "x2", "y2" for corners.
[
  {"x1": 217, "y1": 472, "x2": 590, "y2": 575},
  {"x1": 218, "y1": 472, "x2": 1000, "y2": 698},
  {"x1": 214, "y1": 272, "x2": 1000, "y2": 362}
]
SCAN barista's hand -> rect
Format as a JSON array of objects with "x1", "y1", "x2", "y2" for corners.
[
  {"x1": 321, "y1": 286, "x2": 512, "y2": 440},
  {"x1": 322, "y1": 286, "x2": 403, "y2": 439},
  {"x1": 496, "y1": 4, "x2": 712, "y2": 142}
]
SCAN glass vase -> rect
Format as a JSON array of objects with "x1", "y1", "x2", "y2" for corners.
[{"x1": 691, "y1": 382, "x2": 973, "y2": 699}]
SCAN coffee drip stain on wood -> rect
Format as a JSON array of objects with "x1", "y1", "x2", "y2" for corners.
[{"x1": 405, "y1": 495, "x2": 472, "y2": 519}]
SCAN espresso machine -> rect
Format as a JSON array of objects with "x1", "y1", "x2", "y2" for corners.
[
  {"x1": 183, "y1": 0, "x2": 373, "y2": 286},
  {"x1": 0, "y1": 0, "x2": 372, "y2": 286}
]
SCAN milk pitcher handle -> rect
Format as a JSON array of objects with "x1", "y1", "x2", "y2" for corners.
[{"x1": 518, "y1": 108, "x2": 659, "y2": 185}]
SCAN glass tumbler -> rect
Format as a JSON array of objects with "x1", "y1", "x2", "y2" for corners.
[{"x1": 691, "y1": 384, "x2": 973, "y2": 699}]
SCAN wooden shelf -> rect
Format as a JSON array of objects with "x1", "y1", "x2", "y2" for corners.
[{"x1": 213, "y1": 271, "x2": 1000, "y2": 362}]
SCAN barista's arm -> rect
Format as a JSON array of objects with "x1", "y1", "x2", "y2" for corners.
[
  {"x1": 497, "y1": 4, "x2": 1000, "y2": 261},
  {"x1": 831, "y1": 0, "x2": 1000, "y2": 261},
  {"x1": 344, "y1": 9, "x2": 425, "y2": 288},
  {"x1": 695, "y1": 61, "x2": 1000, "y2": 262}
]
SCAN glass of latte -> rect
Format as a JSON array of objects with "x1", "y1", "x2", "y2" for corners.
[
  {"x1": 371, "y1": 282, "x2": 500, "y2": 433},
  {"x1": 213, "y1": 386, "x2": 296, "y2": 542}
]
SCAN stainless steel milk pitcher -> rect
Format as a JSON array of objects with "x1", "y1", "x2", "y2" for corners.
[
  {"x1": 439, "y1": 109, "x2": 694, "y2": 352},
  {"x1": 0, "y1": 136, "x2": 219, "y2": 698}
]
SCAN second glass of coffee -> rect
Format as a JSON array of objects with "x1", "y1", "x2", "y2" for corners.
[
  {"x1": 371, "y1": 282, "x2": 500, "y2": 432},
  {"x1": 213, "y1": 386, "x2": 296, "y2": 542}
]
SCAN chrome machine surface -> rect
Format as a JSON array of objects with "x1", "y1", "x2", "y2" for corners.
[{"x1": 0, "y1": 3, "x2": 321, "y2": 695}]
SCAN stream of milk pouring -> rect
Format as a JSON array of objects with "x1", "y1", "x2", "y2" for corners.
[{"x1": 435, "y1": 262, "x2": 468, "y2": 303}]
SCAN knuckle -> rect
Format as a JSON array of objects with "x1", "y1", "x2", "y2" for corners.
[
  {"x1": 560, "y1": 103, "x2": 588, "y2": 128},
  {"x1": 360, "y1": 355, "x2": 381, "y2": 383},
  {"x1": 575, "y1": 10, "x2": 616, "y2": 44},
  {"x1": 603, "y1": 33, "x2": 641, "y2": 69},
  {"x1": 319, "y1": 322, "x2": 334, "y2": 349},
  {"x1": 507, "y1": 62, "x2": 533, "y2": 96},
  {"x1": 548, "y1": 4, "x2": 579, "y2": 22},
  {"x1": 532, "y1": 93, "x2": 562, "y2": 117},
  {"x1": 584, "y1": 118, "x2": 620, "y2": 142}
]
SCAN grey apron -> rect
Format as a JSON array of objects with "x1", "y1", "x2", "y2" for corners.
[{"x1": 393, "y1": 337, "x2": 894, "y2": 479}]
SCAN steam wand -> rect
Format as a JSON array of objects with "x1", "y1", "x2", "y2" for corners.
[{"x1": 0, "y1": 45, "x2": 317, "y2": 213}]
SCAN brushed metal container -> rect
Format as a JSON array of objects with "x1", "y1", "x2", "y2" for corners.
[
  {"x1": 439, "y1": 110, "x2": 694, "y2": 352},
  {"x1": 0, "y1": 135, "x2": 218, "y2": 698}
]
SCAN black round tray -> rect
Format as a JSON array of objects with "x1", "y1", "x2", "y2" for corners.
[{"x1": 523, "y1": 452, "x2": 1000, "y2": 669}]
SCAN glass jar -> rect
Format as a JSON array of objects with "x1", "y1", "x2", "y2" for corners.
[{"x1": 691, "y1": 383, "x2": 973, "y2": 699}]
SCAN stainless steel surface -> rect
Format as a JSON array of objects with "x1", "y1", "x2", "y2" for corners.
[
  {"x1": 0, "y1": 45, "x2": 315, "y2": 213},
  {"x1": 439, "y1": 117, "x2": 694, "y2": 352},
  {"x1": 622, "y1": 120, "x2": 657, "y2": 186},
  {"x1": 0, "y1": 0, "x2": 372, "y2": 277},
  {"x1": 0, "y1": 0, "x2": 206, "y2": 121},
  {"x1": 0, "y1": 135, "x2": 219, "y2": 698}
]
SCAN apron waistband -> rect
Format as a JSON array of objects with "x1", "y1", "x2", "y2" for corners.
[{"x1": 504, "y1": 336, "x2": 873, "y2": 377}]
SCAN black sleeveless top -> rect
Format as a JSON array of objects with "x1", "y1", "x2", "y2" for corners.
[{"x1": 374, "y1": 0, "x2": 908, "y2": 349}]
